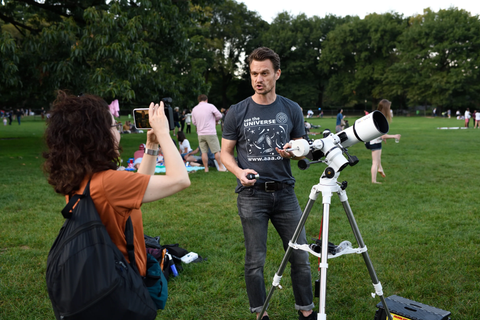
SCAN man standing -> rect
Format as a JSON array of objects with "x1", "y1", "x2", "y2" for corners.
[
  {"x1": 172, "y1": 107, "x2": 181, "y2": 135},
  {"x1": 16, "y1": 108, "x2": 23, "y2": 125},
  {"x1": 335, "y1": 109, "x2": 344, "y2": 133},
  {"x1": 221, "y1": 47, "x2": 316, "y2": 320},
  {"x1": 7, "y1": 109, "x2": 13, "y2": 125},
  {"x1": 191, "y1": 94, "x2": 226, "y2": 172}
]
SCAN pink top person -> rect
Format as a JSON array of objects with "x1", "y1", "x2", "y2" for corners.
[{"x1": 191, "y1": 98, "x2": 222, "y2": 135}]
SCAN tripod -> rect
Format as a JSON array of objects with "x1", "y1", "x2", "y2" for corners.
[{"x1": 257, "y1": 169, "x2": 393, "y2": 320}]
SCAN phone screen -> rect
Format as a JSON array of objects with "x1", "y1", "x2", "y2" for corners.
[{"x1": 133, "y1": 108, "x2": 151, "y2": 129}]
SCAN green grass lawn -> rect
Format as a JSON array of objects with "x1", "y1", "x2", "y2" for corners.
[{"x1": 1, "y1": 114, "x2": 479, "y2": 319}]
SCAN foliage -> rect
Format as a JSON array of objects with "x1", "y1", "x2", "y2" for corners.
[
  {"x1": 2, "y1": 3, "x2": 480, "y2": 112},
  {"x1": 196, "y1": 0, "x2": 266, "y2": 109},
  {"x1": 0, "y1": 0, "x2": 218, "y2": 109},
  {"x1": 256, "y1": 13, "x2": 349, "y2": 110},
  {"x1": 383, "y1": 8, "x2": 480, "y2": 109},
  {"x1": 320, "y1": 13, "x2": 407, "y2": 109},
  {"x1": 0, "y1": 29, "x2": 21, "y2": 88}
]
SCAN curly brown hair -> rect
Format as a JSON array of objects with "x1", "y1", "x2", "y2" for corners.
[{"x1": 43, "y1": 91, "x2": 121, "y2": 195}]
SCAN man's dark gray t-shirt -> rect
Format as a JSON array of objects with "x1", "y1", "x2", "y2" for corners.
[{"x1": 222, "y1": 95, "x2": 305, "y2": 192}]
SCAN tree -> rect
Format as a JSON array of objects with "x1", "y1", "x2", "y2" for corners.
[
  {"x1": 319, "y1": 13, "x2": 407, "y2": 109},
  {"x1": 256, "y1": 13, "x2": 348, "y2": 110},
  {"x1": 384, "y1": 8, "x2": 480, "y2": 109},
  {"x1": 197, "y1": 0, "x2": 266, "y2": 109},
  {"x1": 0, "y1": 0, "x2": 220, "y2": 109},
  {"x1": 0, "y1": 29, "x2": 21, "y2": 89}
]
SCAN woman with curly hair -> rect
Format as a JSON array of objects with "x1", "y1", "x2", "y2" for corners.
[
  {"x1": 365, "y1": 99, "x2": 401, "y2": 184},
  {"x1": 43, "y1": 91, "x2": 190, "y2": 277}
]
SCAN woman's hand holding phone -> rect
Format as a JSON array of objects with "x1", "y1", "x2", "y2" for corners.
[{"x1": 146, "y1": 101, "x2": 169, "y2": 147}]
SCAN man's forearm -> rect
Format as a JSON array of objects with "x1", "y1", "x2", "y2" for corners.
[{"x1": 221, "y1": 151, "x2": 240, "y2": 177}]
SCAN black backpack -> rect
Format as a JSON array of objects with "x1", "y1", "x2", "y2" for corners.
[{"x1": 46, "y1": 181, "x2": 157, "y2": 320}]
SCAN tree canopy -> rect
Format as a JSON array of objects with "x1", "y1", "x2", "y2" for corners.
[
  {"x1": 2, "y1": 2, "x2": 480, "y2": 112},
  {"x1": 1, "y1": 0, "x2": 220, "y2": 109},
  {"x1": 384, "y1": 8, "x2": 480, "y2": 109}
]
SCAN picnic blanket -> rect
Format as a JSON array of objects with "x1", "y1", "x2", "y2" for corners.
[{"x1": 154, "y1": 166, "x2": 204, "y2": 173}]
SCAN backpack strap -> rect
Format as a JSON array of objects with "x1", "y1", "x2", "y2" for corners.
[
  {"x1": 61, "y1": 179, "x2": 141, "y2": 275},
  {"x1": 125, "y1": 216, "x2": 140, "y2": 275},
  {"x1": 61, "y1": 181, "x2": 91, "y2": 219}
]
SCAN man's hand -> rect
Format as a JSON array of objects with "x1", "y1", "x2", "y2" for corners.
[
  {"x1": 238, "y1": 169, "x2": 258, "y2": 187},
  {"x1": 276, "y1": 142, "x2": 294, "y2": 159}
]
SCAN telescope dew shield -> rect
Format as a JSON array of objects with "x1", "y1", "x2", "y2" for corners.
[{"x1": 337, "y1": 110, "x2": 389, "y2": 148}]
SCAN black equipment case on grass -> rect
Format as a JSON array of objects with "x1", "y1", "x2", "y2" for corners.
[{"x1": 374, "y1": 295, "x2": 451, "y2": 320}]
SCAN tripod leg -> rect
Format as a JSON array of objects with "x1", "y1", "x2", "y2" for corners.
[
  {"x1": 316, "y1": 185, "x2": 335, "y2": 320},
  {"x1": 257, "y1": 194, "x2": 318, "y2": 319},
  {"x1": 340, "y1": 195, "x2": 393, "y2": 320},
  {"x1": 317, "y1": 202, "x2": 331, "y2": 320}
]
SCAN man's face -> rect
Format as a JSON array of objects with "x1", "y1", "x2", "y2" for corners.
[{"x1": 249, "y1": 59, "x2": 281, "y2": 96}]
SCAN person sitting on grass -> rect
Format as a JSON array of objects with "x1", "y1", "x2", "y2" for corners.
[
  {"x1": 183, "y1": 147, "x2": 216, "y2": 168},
  {"x1": 43, "y1": 91, "x2": 190, "y2": 285},
  {"x1": 123, "y1": 121, "x2": 131, "y2": 134},
  {"x1": 177, "y1": 131, "x2": 192, "y2": 161}
]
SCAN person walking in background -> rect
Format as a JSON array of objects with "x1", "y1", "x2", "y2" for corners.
[
  {"x1": 220, "y1": 108, "x2": 226, "y2": 132},
  {"x1": 464, "y1": 108, "x2": 471, "y2": 128},
  {"x1": 7, "y1": 109, "x2": 13, "y2": 125},
  {"x1": 172, "y1": 107, "x2": 181, "y2": 135},
  {"x1": 335, "y1": 109, "x2": 344, "y2": 133},
  {"x1": 221, "y1": 47, "x2": 316, "y2": 320},
  {"x1": 191, "y1": 94, "x2": 226, "y2": 172},
  {"x1": 185, "y1": 109, "x2": 192, "y2": 134},
  {"x1": 43, "y1": 91, "x2": 190, "y2": 287},
  {"x1": 15, "y1": 108, "x2": 23, "y2": 125},
  {"x1": 365, "y1": 99, "x2": 401, "y2": 184},
  {"x1": 474, "y1": 110, "x2": 480, "y2": 129},
  {"x1": 179, "y1": 109, "x2": 186, "y2": 132}
]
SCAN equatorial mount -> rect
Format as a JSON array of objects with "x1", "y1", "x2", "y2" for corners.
[{"x1": 287, "y1": 129, "x2": 359, "y2": 177}]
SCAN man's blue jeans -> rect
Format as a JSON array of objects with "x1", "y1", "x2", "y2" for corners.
[{"x1": 237, "y1": 186, "x2": 314, "y2": 313}]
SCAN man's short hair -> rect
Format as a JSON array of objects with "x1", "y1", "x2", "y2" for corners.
[
  {"x1": 248, "y1": 47, "x2": 281, "y2": 72},
  {"x1": 198, "y1": 94, "x2": 208, "y2": 102}
]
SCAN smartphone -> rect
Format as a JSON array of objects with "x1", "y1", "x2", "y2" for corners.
[
  {"x1": 133, "y1": 108, "x2": 151, "y2": 129},
  {"x1": 133, "y1": 104, "x2": 174, "y2": 131}
]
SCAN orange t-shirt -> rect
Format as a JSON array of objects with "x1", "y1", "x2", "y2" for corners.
[{"x1": 73, "y1": 170, "x2": 151, "y2": 276}]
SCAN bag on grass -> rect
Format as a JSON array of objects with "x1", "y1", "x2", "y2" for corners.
[
  {"x1": 46, "y1": 181, "x2": 157, "y2": 320},
  {"x1": 145, "y1": 253, "x2": 168, "y2": 309},
  {"x1": 145, "y1": 236, "x2": 188, "y2": 280},
  {"x1": 144, "y1": 235, "x2": 162, "y2": 249}
]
